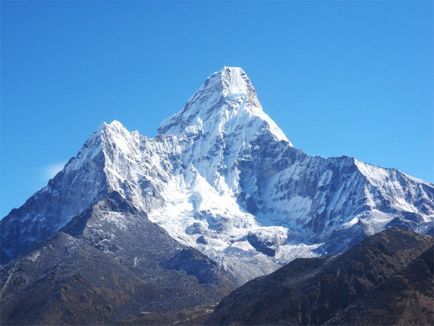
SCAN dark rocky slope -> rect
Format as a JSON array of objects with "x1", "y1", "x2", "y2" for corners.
[
  {"x1": 326, "y1": 245, "x2": 434, "y2": 326},
  {"x1": 207, "y1": 227, "x2": 433, "y2": 325},
  {"x1": 0, "y1": 192, "x2": 234, "y2": 325}
]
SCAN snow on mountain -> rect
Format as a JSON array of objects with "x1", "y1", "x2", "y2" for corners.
[
  {"x1": 1, "y1": 66, "x2": 433, "y2": 284},
  {"x1": 159, "y1": 66, "x2": 289, "y2": 143}
]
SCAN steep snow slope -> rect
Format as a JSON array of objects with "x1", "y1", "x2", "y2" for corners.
[{"x1": 1, "y1": 67, "x2": 433, "y2": 284}]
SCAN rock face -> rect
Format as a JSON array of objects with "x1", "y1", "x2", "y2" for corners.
[
  {"x1": 0, "y1": 193, "x2": 234, "y2": 325},
  {"x1": 1, "y1": 67, "x2": 434, "y2": 286},
  {"x1": 326, "y1": 245, "x2": 434, "y2": 326},
  {"x1": 207, "y1": 227, "x2": 434, "y2": 325}
]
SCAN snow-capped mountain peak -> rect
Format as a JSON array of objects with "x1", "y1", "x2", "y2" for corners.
[
  {"x1": 158, "y1": 66, "x2": 290, "y2": 144},
  {"x1": 217, "y1": 66, "x2": 256, "y2": 102},
  {"x1": 64, "y1": 120, "x2": 135, "y2": 173}
]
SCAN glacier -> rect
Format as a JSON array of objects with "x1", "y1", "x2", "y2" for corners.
[{"x1": 1, "y1": 66, "x2": 433, "y2": 284}]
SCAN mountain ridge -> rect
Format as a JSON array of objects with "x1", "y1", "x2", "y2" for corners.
[
  {"x1": 206, "y1": 227, "x2": 434, "y2": 325},
  {"x1": 0, "y1": 192, "x2": 235, "y2": 325},
  {"x1": 1, "y1": 67, "x2": 433, "y2": 285}
]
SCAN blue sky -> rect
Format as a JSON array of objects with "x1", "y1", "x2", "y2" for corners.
[{"x1": 1, "y1": 1, "x2": 433, "y2": 217}]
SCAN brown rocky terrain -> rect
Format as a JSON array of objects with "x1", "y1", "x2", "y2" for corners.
[
  {"x1": 207, "y1": 227, "x2": 433, "y2": 325},
  {"x1": 0, "y1": 193, "x2": 234, "y2": 325}
]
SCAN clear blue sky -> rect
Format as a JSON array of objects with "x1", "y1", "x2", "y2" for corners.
[{"x1": 1, "y1": 1, "x2": 433, "y2": 217}]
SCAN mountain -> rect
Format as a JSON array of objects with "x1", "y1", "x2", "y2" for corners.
[
  {"x1": 206, "y1": 227, "x2": 434, "y2": 325},
  {"x1": 326, "y1": 245, "x2": 434, "y2": 326},
  {"x1": 1, "y1": 67, "x2": 434, "y2": 287},
  {"x1": 0, "y1": 192, "x2": 234, "y2": 325}
]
